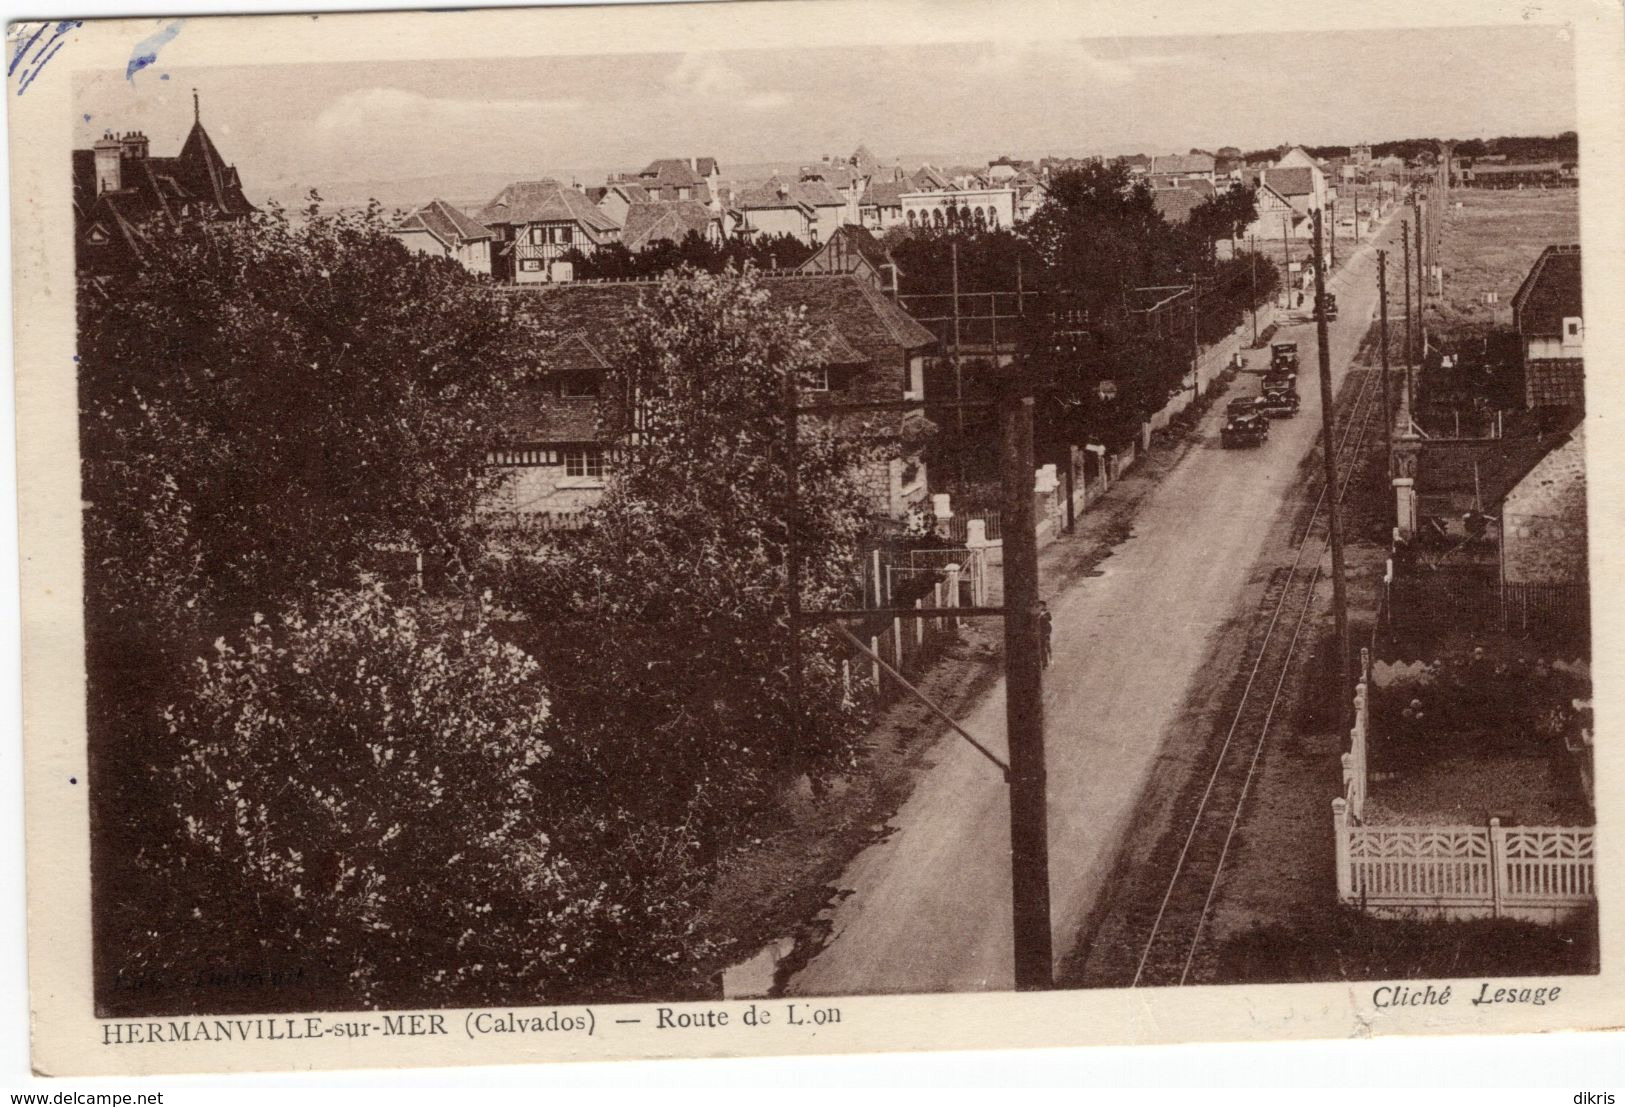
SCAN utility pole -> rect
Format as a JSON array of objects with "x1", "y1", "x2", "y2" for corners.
[
  {"x1": 952, "y1": 241, "x2": 965, "y2": 488},
  {"x1": 1281, "y1": 215, "x2": 1292, "y2": 307},
  {"x1": 1412, "y1": 214, "x2": 1424, "y2": 398},
  {"x1": 1249, "y1": 238, "x2": 1259, "y2": 346},
  {"x1": 1402, "y1": 219, "x2": 1414, "y2": 416},
  {"x1": 1312, "y1": 210, "x2": 1351, "y2": 730},
  {"x1": 999, "y1": 358, "x2": 1052, "y2": 992},
  {"x1": 1378, "y1": 249, "x2": 1394, "y2": 503},
  {"x1": 1329, "y1": 199, "x2": 1336, "y2": 269},
  {"x1": 1191, "y1": 282, "x2": 1200, "y2": 399}
]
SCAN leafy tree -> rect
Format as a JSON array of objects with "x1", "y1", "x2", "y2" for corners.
[
  {"x1": 559, "y1": 231, "x2": 813, "y2": 281},
  {"x1": 152, "y1": 584, "x2": 588, "y2": 1008},
  {"x1": 78, "y1": 199, "x2": 537, "y2": 1012},
  {"x1": 499, "y1": 268, "x2": 873, "y2": 843}
]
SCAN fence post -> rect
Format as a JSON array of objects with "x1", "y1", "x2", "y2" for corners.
[
  {"x1": 1490, "y1": 817, "x2": 1507, "y2": 918},
  {"x1": 1332, "y1": 798, "x2": 1352, "y2": 902},
  {"x1": 944, "y1": 563, "x2": 961, "y2": 629},
  {"x1": 869, "y1": 635, "x2": 881, "y2": 690},
  {"x1": 915, "y1": 597, "x2": 924, "y2": 647},
  {"x1": 894, "y1": 613, "x2": 904, "y2": 670}
]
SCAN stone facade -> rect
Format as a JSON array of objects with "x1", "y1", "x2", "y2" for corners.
[{"x1": 1502, "y1": 427, "x2": 1587, "y2": 585}]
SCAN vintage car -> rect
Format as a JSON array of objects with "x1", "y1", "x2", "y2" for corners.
[
  {"x1": 1318, "y1": 293, "x2": 1339, "y2": 321},
  {"x1": 1263, "y1": 368, "x2": 1297, "y2": 393},
  {"x1": 1270, "y1": 341, "x2": 1300, "y2": 372},
  {"x1": 1260, "y1": 386, "x2": 1301, "y2": 417},
  {"x1": 1222, "y1": 411, "x2": 1270, "y2": 448},
  {"x1": 1227, "y1": 396, "x2": 1269, "y2": 419}
]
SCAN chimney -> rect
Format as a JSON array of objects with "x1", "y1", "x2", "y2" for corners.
[
  {"x1": 119, "y1": 130, "x2": 149, "y2": 160},
  {"x1": 93, "y1": 131, "x2": 122, "y2": 195}
]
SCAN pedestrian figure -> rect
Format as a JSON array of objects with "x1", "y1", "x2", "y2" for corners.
[{"x1": 1039, "y1": 601, "x2": 1053, "y2": 669}]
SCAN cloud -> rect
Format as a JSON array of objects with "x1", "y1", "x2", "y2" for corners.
[
  {"x1": 972, "y1": 39, "x2": 1195, "y2": 87},
  {"x1": 663, "y1": 53, "x2": 789, "y2": 111},
  {"x1": 312, "y1": 87, "x2": 584, "y2": 135}
]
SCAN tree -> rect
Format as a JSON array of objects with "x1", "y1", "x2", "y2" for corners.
[
  {"x1": 499, "y1": 268, "x2": 873, "y2": 843},
  {"x1": 78, "y1": 198, "x2": 537, "y2": 1012},
  {"x1": 152, "y1": 584, "x2": 588, "y2": 1009}
]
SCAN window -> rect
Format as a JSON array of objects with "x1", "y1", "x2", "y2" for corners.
[
  {"x1": 799, "y1": 366, "x2": 830, "y2": 392},
  {"x1": 519, "y1": 259, "x2": 543, "y2": 272},
  {"x1": 530, "y1": 226, "x2": 546, "y2": 245},
  {"x1": 488, "y1": 447, "x2": 559, "y2": 467},
  {"x1": 559, "y1": 225, "x2": 573, "y2": 245},
  {"x1": 564, "y1": 447, "x2": 605, "y2": 479}
]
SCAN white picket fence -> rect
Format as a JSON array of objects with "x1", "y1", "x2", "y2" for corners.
[
  {"x1": 1331, "y1": 647, "x2": 1595, "y2": 921},
  {"x1": 1332, "y1": 812, "x2": 1595, "y2": 919}
]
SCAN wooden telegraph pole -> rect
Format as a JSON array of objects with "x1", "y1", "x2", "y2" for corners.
[
  {"x1": 999, "y1": 358, "x2": 1053, "y2": 992},
  {"x1": 1378, "y1": 250, "x2": 1394, "y2": 508},
  {"x1": 1249, "y1": 239, "x2": 1259, "y2": 346},
  {"x1": 1401, "y1": 219, "x2": 1413, "y2": 416},
  {"x1": 1312, "y1": 210, "x2": 1352, "y2": 729}
]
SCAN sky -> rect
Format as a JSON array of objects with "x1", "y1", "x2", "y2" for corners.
[{"x1": 71, "y1": 22, "x2": 1579, "y2": 206}]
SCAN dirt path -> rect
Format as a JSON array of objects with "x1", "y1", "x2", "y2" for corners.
[{"x1": 783, "y1": 213, "x2": 1409, "y2": 996}]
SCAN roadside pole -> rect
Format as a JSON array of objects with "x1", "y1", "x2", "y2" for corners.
[
  {"x1": 1312, "y1": 210, "x2": 1352, "y2": 731},
  {"x1": 999, "y1": 362, "x2": 1053, "y2": 992},
  {"x1": 1378, "y1": 250, "x2": 1394, "y2": 514},
  {"x1": 1249, "y1": 238, "x2": 1259, "y2": 346},
  {"x1": 1402, "y1": 220, "x2": 1414, "y2": 416}
]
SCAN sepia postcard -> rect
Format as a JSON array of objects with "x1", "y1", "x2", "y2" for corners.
[{"x1": 9, "y1": 0, "x2": 1625, "y2": 1078}]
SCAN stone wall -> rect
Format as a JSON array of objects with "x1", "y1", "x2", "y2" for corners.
[{"x1": 1502, "y1": 427, "x2": 1587, "y2": 585}]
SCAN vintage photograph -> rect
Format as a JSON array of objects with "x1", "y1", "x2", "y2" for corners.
[{"x1": 10, "y1": 0, "x2": 1621, "y2": 1076}]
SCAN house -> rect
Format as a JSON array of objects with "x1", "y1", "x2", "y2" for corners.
[
  {"x1": 491, "y1": 272, "x2": 938, "y2": 519},
  {"x1": 1501, "y1": 424, "x2": 1587, "y2": 591},
  {"x1": 73, "y1": 95, "x2": 256, "y2": 279},
  {"x1": 1147, "y1": 152, "x2": 1216, "y2": 190},
  {"x1": 1237, "y1": 182, "x2": 1304, "y2": 244},
  {"x1": 734, "y1": 176, "x2": 847, "y2": 247},
  {"x1": 1015, "y1": 179, "x2": 1049, "y2": 221},
  {"x1": 611, "y1": 157, "x2": 721, "y2": 207},
  {"x1": 796, "y1": 224, "x2": 901, "y2": 292},
  {"x1": 476, "y1": 179, "x2": 621, "y2": 283},
  {"x1": 588, "y1": 181, "x2": 651, "y2": 227},
  {"x1": 901, "y1": 186, "x2": 1015, "y2": 230},
  {"x1": 858, "y1": 179, "x2": 908, "y2": 231},
  {"x1": 617, "y1": 200, "x2": 728, "y2": 253},
  {"x1": 1466, "y1": 161, "x2": 1573, "y2": 189},
  {"x1": 1512, "y1": 244, "x2": 1583, "y2": 409},
  {"x1": 909, "y1": 164, "x2": 953, "y2": 192},
  {"x1": 1151, "y1": 186, "x2": 1208, "y2": 225},
  {"x1": 391, "y1": 199, "x2": 494, "y2": 276},
  {"x1": 1270, "y1": 146, "x2": 1330, "y2": 211}
]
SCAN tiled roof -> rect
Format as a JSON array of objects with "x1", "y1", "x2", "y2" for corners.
[
  {"x1": 796, "y1": 225, "x2": 900, "y2": 281},
  {"x1": 1263, "y1": 167, "x2": 1315, "y2": 197},
  {"x1": 397, "y1": 198, "x2": 493, "y2": 245},
  {"x1": 1416, "y1": 421, "x2": 1580, "y2": 511},
  {"x1": 619, "y1": 200, "x2": 718, "y2": 252},
  {"x1": 860, "y1": 180, "x2": 906, "y2": 207},
  {"x1": 476, "y1": 179, "x2": 620, "y2": 233},
  {"x1": 1512, "y1": 245, "x2": 1582, "y2": 337},
  {"x1": 735, "y1": 176, "x2": 844, "y2": 211},
  {"x1": 1150, "y1": 153, "x2": 1215, "y2": 175},
  {"x1": 761, "y1": 274, "x2": 936, "y2": 356},
  {"x1": 1526, "y1": 358, "x2": 1585, "y2": 409},
  {"x1": 1151, "y1": 187, "x2": 1207, "y2": 224}
]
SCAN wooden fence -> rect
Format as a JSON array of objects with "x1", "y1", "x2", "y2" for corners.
[
  {"x1": 1390, "y1": 568, "x2": 1589, "y2": 644},
  {"x1": 1331, "y1": 812, "x2": 1595, "y2": 919}
]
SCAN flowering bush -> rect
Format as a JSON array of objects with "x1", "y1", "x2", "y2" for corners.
[{"x1": 157, "y1": 584, "x2": 611, "y2": 1006}]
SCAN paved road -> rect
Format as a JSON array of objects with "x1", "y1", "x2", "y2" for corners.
[{"x1": 785, "y1": 211, "x2": 1408, "y2": 996}]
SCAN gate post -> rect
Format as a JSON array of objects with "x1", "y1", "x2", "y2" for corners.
[
  {"x1": 944, "y1": 563, "x2": 962, "y2": 629},
  {"x1": 1333, "y1": 798, "x2": 1353, "y2": 902},
  {"x1": 869, "y1": 635, "x2": 881, "y2": 691},
  {"x1": 1490, "y1": 817, "x2": 1508, "y2": 917}
]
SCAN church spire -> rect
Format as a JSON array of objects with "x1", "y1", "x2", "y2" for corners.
[{"x1": 192, "y1": 87, "x2": 200, "y2": 124}]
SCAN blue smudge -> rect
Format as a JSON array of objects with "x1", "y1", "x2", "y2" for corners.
[
  {"x1": 12, "y1": 20, "x2": 81, "y2": 94},
  {"x1": 82, "y1": 112, "x2": 91, "y2": 122},
  {"x1": 160, "y1": 73, "x2": 170, "y2": 81},
  {"x1": 125, "y1": 20, "x2": 183, "y2": 82}
]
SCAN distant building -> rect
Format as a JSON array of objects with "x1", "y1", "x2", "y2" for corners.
[
  {"x1": 73, "y1": 93, "x2": 256, "y2": 280},
  {"x1": 618, "y1": 200, "x2": 730, "y2": 252},
  {"x1": 610, "y1": 157, "x2": 722, "y2": 207},
  {"x1": 588, "y1": 182, "x2": 651, "y2": 227},
  {"x1": 796, "y1": 224, "x2": 902, "y2": 292},
  {"x1": 1512, "y1": 244, "x2": 1584, "y2": 410},
  {"x1": 734, "y1": 176, "x2": 847, "y2": 247},
  {"x1": 901, "y1": 187, "x2": 1015, "y2": 230},
  {"x1": 392, "y1": 198, "x2": 494, "y2": 276},
  {"x1": 476, "y1": 179, "x2": 621, "y2": 283},
  {"x1": 1147, "y1": 152, "x2": 1216, "y2": 190},
  {"x1": 858, "y1": 179, "x2": 908, "y2": 231}
]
